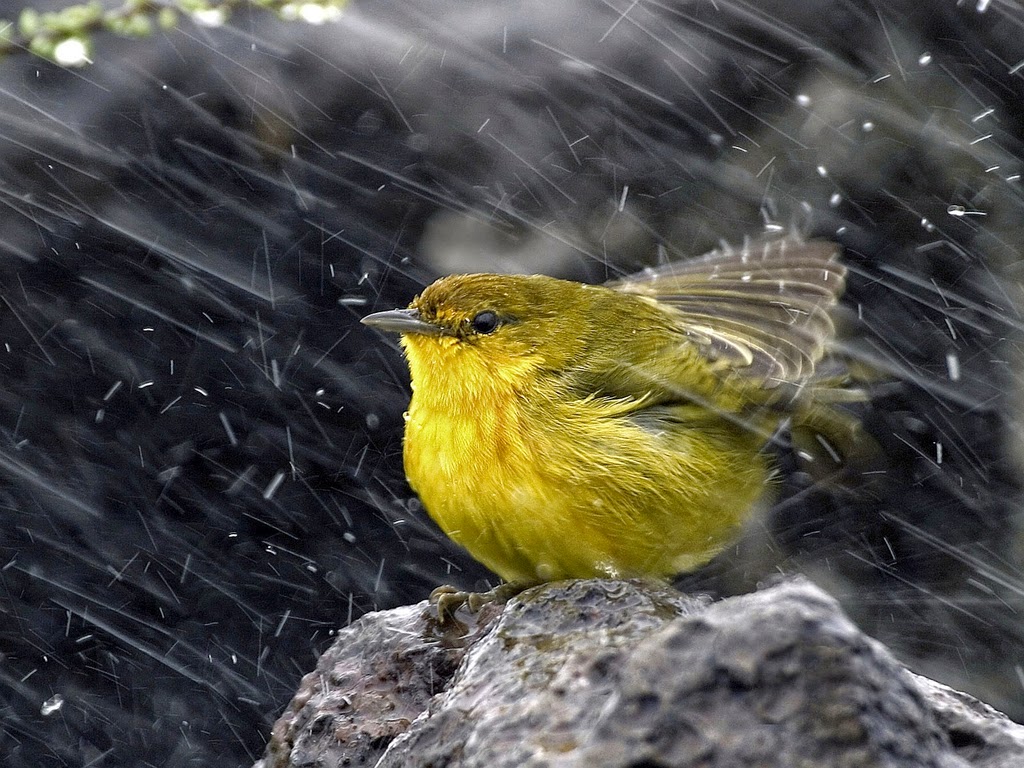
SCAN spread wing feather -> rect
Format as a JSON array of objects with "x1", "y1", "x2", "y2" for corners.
[{"x1": 608, "y1": 238, "x2": 845, "y2": 387}]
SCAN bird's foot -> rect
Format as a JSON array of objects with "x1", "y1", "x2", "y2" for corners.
[{"x1": 429, "y1": 582, "x2": 525, "y2": 623}]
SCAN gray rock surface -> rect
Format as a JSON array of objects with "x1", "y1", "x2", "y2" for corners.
[{"x1": 256, "y1": 579, "x2": 1024, "y2": 768}]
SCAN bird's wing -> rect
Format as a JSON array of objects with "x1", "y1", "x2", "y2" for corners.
[{"x1": 608, "y1": 238, "x2": 845, "y2": 388}]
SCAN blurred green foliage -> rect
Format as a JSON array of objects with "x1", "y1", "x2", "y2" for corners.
[{"x1": 1, "y1": 0, "x2": 346, "y2": 65}]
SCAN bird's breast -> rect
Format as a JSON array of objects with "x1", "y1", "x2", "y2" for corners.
[
  {"x1": 404, "y1": 387, "x2": 539, "y2": 513},
  {"x1": 403, "y1": 386, "x2": 566, "y2": 580},
  {"x1": 401, "y1": 370, "x2": 771, "y2": 584}
]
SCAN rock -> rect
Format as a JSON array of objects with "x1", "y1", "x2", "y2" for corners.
[
  {"x1": 255, "y1": 601, "x2": 500, "y2": 768},
  {"x1": 256, "y1": 579, "x2": 1024, "y2": 768}
]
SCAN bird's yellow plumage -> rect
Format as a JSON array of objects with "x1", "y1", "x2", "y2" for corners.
[{"x1": 363, "y1": 238, "x2": 860, "y2": 589}]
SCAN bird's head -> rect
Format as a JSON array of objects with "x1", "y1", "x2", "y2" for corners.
[{"x1": 362, "y1": 273, "x2": 601, "y2": 399}]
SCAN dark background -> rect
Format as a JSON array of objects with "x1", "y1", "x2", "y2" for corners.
[{"x1": 0, "y1": 1, "x2": 1023, "y2": 765}]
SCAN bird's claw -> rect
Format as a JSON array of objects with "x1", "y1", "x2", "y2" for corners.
[
  {"x1": 428, "y1": 583, "x2": 524, "y2": 624},
  {"x1": 429, "y1": 585, "x2": 469, "y2": 624}
]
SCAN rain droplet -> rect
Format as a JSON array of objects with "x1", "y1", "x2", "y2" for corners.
[
  {"x1": 263, "y1": 471, "x2": 286, "y2": 500},
  {"x1": 918, "y1": 52, "x2": 932, "y2": 66},
  {"x1": 946, "y1": 352, "x2": 961, "y2": 381},
  {"x1": 41, "y1": 694, "x2": 64, "y2": 716},
  {"x1": 53, "y1": 38, "x2": 91, "y2": 67},
  {"x1": 192, "y1": 8, "x2": 227, "y2": 27}
]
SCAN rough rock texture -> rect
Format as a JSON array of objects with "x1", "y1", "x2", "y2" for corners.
[
  {"x1": 257, "y1": 579, "x2": 1024, "y2": 768},
  {"x1": 257, "y1": 600, "x2": 502, "y2": 768}
]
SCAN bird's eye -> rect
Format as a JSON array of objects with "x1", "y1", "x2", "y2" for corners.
[{"x1": 470, "y1": 310, "x2": 500, "y2": 334}]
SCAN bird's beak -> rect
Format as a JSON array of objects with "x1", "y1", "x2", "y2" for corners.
[{"x1": 361, "y1": 308, "x2": 444, "y2": 336}]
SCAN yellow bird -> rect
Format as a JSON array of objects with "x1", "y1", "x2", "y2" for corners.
[{"x1": 363, "y1": 238, "x2": 862, "y2": 613}]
